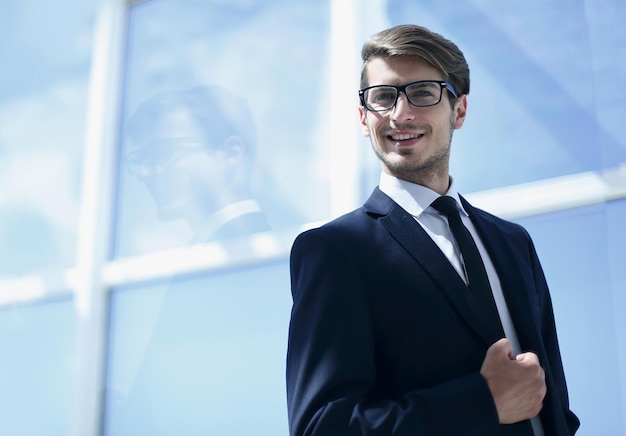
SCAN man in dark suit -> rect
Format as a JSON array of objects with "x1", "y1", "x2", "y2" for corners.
[{"x1": 286, "y1": 24, "x2": 579, "y2": 435}]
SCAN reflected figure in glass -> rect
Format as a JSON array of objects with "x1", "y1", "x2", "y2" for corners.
[{"x1": 124, "y1": 85, "x2": 271, "y2": 243}]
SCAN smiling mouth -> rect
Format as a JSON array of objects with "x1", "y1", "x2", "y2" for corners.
[{"x1": 388, "y1": 133, "x2": 424, "y2": 141}]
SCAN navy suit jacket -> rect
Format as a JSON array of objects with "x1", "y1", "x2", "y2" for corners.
[{"x1": 287, "y1": 188, "x2": 579, "y2": 435}]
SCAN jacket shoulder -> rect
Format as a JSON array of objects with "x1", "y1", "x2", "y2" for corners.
[
  {"x1": 463, "y1": 198, "x2": 531, "y2": 242},
  {"x1": 292, "y1": 206, "x2": 373, "y2": 248}
]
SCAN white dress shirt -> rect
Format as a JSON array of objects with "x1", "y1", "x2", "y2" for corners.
[
  {"x1": 379, "y1": 172, "x2": 544, "y2": 435},
  {"x1": 192, "y1": 199, "x2": 263, "y2": 242}
]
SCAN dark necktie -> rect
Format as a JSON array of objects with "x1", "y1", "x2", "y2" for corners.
[{"x1": 431, "y1": 196, "x2": 504, "y2": 337}]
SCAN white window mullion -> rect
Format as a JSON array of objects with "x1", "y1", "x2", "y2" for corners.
[
  {"x1": 329, "y1": 0, "x2": 361, "y2": 217},
  {"x1": 466, "y1": 166, "x2": 626, "y2": 219},
  {"x1": 71, "y1": 1, "x2": 127, "y2": 435}
]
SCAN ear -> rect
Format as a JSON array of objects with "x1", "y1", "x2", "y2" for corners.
[
  {"x1": 217, "y1": 136, "x2": 244, "y2": 165},
  {"x1": 452, "y1": 94, "x2": 468, "y2": 130},
  {"x1": 358, "y1": 105, "x2": 370, "y2": 136}
]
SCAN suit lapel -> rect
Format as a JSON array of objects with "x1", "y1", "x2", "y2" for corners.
[
  {"x1": 365, "y1": 189, "x2": 502, "y2": 347},
  {"x1": 461, "y1": 197, "x2": 544, "y2": 354}
]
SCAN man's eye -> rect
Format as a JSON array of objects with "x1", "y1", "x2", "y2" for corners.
[
  {"x1": 370, "y1": 89, "x2": 396, "y2": 103},
  {"x1": 409, "y1": 88, "x2": 434, "y2": 99}
]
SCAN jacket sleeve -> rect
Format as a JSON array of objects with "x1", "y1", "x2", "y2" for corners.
[{"x1": 286, "y1": 228, "x2": 501, "y2": 436}]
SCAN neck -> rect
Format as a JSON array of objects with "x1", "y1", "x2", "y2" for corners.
[{"x1": 385, "y1": 167, "x2": 450, "y2": 195}]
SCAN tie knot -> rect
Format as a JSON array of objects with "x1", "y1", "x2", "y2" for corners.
[{"x1": 431, "y1": 196, "x2": 460, "y2": 218}]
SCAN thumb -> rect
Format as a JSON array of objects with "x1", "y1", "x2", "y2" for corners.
[{"x1": 488, "y1": 338, "x2": 513, "y2": 360}]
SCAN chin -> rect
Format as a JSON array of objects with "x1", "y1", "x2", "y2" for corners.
[{"x1": 384, "y1": 156, "x2": 424, "y2": 174}]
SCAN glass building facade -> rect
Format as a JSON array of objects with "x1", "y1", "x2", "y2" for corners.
[{"x1": 0, "y1": 0, "x2": 625, "y2": 434}]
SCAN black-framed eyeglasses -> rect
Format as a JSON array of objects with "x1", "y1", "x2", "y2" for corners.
[
  {"x1": 124, "y1": 139, "x2": 205, "y2": 175},
  {"x1": 358, "y1": 80, "x2": 458, "y2": 112}
]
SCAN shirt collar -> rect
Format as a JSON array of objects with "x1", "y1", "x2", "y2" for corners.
[
  {"x1": 192, "y1": 199, "x2": 262, "y2": 242},
  {"x1": 378, "y1": 172, "x2": 468, "y2": 217}
]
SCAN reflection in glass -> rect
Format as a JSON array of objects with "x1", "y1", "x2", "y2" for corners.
[
  {"x1": 113, "y1": 0, "x2": 331, "y2": 257},
  {"x1": 124, "y1": 85, "x2": 271, "y2": 242}
]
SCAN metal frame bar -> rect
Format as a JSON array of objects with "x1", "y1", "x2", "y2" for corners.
[{"x1": 70, "y1": 1, "x2": 127, "y2": 435}]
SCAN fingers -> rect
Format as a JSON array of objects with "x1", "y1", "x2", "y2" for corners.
[
  {"x1": 516, "y1": 352, "x2": 546, "y2": 391},
  {"x1": 518, "y1": 352, "x2": 547, "y2": 400},
  {"x1": 481, "y1": 341, "x2": 547, "y2": 424},
  {"x1": 516, "y1": 351, "x2": 539, "y2": 364}
]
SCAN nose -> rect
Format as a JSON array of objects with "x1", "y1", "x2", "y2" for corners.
[{"x1": 390, "y1": 92, "x2": 415, "y2": 122}]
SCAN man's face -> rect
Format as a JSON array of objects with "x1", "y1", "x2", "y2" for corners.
[
  {"x1": 359, "y1": 56, "x2": 467, "y2": 189},
  {"x1": 128, "y1": 109, "x2": 225, "y2": 222}
]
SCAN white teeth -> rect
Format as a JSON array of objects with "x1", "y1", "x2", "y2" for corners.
[{"x1": 390, "y1": 133, "x2": 422, "y2": 140}]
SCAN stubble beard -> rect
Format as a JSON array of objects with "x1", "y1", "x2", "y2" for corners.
[{"x1": 373, "y1": 115, "x2": 456, "y2": 185}]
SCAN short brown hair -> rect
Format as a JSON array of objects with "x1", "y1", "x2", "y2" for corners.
[{"x1": 360, "y1": 24, "x2": 470, "y2": 103}]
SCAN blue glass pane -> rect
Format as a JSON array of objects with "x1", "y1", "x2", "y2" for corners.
[
  {"x1": 0, "y1": 298, "x2": 76, "y2": 436},
  {"x1": 113, "y1": 0, "x2": 331, "y2": 257},
  {"x1": 0, "y1": 1, "x2": 97, "y2": 276},
  {"x1": 376, "y1": 0, "x2": 626, "y2": 193},
  {"x1": 606, "y1": 198, "x2": 626, "y2": 434},
  {"x1": 104, "y1": 259, "x2": 292, "y2": 435},
  {"x1": 515, "y1": 201, "x2": 626, "y2": 435}
]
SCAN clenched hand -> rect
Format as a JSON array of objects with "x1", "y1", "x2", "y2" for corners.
[{"x1": 480, "y1": 338, "x2": 547, "y2": 424}]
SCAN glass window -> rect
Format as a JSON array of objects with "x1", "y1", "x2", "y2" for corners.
[
  {"x1": 113, "y1": 0, "x2": 331, "y2": 258},
  {"x1": 0, "y1": 298, "x2": 77, "y2": 435},
  {"x1": 0, "y1": 1, "x2": 97, "y2": 277},
  {"x1": 103, "y1": 260, "x2": 292, "y2": 435}
]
